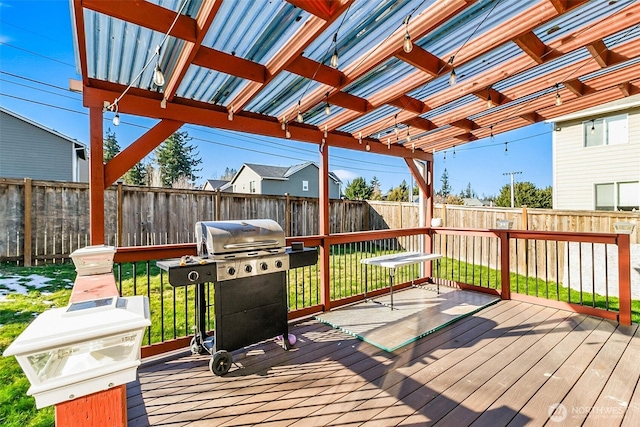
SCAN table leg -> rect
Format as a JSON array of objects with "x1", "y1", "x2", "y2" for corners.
[
  {"x1": 389, "y1": 268, "x2": 395, "y2": 310},
  {"x1": 364, "y1": 264, "x2": 368, "y2": 299}
]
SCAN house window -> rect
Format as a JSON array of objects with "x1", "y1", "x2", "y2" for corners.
[
  {"x1": 302, "y1": 180, "x2": 309, "y2": 192},
  {"x1": 595, "y1": 182, "x2": 639, "y2": 211},
  {"x1": 249, "y1": 181, "x2": 255, "y2": 193},
  {"x1": 584, "y1": 114, "x2": 628, "y2": 147}
]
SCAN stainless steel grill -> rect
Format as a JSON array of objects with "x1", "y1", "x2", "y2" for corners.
[{"x1": 157, "y1": 219, "x2": 317, "y2": 376}]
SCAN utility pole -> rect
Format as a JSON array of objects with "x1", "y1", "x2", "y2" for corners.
[{"x1": 503, "y1": 171, "x2": 522, "y2": 208}]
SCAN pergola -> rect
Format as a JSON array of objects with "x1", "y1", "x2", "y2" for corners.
[{"x1": 63, "y1": 0, "x2": 640, "y2": 425}]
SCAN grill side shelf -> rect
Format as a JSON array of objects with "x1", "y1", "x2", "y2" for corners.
[{"x1": 157, "y1": 258, "x2": 218, "y2": 286}]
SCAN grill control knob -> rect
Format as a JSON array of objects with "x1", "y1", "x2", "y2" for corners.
[
  {"x1": 188, "y1": 271, "x2": 200, "y2": 282},
  {"x1": 275, "y1": 260, "x2": 283, "y2": 269},
  {"x1": 227, "y1": 267, "x2": 236, "y2": 276},
  {"x1": 260, "y1": 262, "x2": 268, "y2": 271},
  {"x1": 244, "y1": 265, "x2": 252, "y2": 273}
]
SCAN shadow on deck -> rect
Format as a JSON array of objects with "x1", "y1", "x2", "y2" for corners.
[{"x1": 127, "y1": 299, "x2": 640, "y2": 426}]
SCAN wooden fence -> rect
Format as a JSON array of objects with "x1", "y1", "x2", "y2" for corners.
[{"x1": 1, "y1": 178, "x2": 638, "y2": 265}]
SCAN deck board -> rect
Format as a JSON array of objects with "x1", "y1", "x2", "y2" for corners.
[{"x1": 128, "y1": 300, "x2": 640, "y2": 427}]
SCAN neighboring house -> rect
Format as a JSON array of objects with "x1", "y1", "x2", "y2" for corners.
[
  {"x1": 552, "y1": 94, "x2": 640, "y2": 211},
  {"x1": 463, "y1": 198, "x2": 486, "y2": 207},
  {"x1": 202, "y1": 179, "x2": 231, "y2": 192},
  {"x1": 228, "y1": 162, "x2": 342, "y2": 198},
  {"x1": 0, "y1": 107, "x2": 88, "y2": 182}
]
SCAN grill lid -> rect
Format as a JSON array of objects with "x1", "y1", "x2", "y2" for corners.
[{"x1": 196, "y1": 219, "x2": 285, "y2": 256}]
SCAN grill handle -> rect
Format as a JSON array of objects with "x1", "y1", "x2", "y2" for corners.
[{"x1": 223, "y1": 240, "x2": 280, "y2": 250}]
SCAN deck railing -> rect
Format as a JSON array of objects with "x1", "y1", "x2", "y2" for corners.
[{"x1": 109, "y1": 227, "x2": 633, "y2": 357}]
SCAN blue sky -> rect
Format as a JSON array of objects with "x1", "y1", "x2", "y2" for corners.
[{"x1": 0, "y1": 0, "x2": 553, "y2": 197}]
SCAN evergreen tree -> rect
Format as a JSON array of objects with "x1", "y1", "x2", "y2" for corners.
[
  {"x1": 154, "y1": 131, "x2": 202, "y2": 186},
  {"x1": 370, "y1": 176, "x2": 383, "y2": 200},
  {"x1": 495, "y1": 181, "x2": 552, "y2": 208},
  {"x1": 344, "y1": 177, "x2": 372, "y2": 200},
  {"x1": 221, "y1": 167, "x2": 237, "y2": 180},
  {"x1": 387, "y1": 180, "x2": 409, "y2": 202},
  {"x1": 460, "y1": 182, "x2": 477, "y2": 199},
  {"x1": 124, "y1": 162, "x2": 147, "y2": 186},
  {"x1": 103, "y1": 128, "x2": 120, "y2": 162},
  {"x1": 439, "y1": 168, "x2": 452, "y2": 196}
]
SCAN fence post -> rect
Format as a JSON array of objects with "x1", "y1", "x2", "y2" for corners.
[
  {"x1": 521, "y1": 205, "x2": 528, "y2": 230},
  {"x1": 285, "y1": 193, "x2": 291, "y2": 237},
  {"x1": 364, "y1": 202, "x2": 370, "y2": 231},
  {"x1": 215, "y1": 190, "x2": 221, "y2": 221},
  {"x1": 116, "y1": 182, "x2": 123, "y2": 247},
  {"x1": 617, "y1": 233, "x2": 632, "y2": 325},
  {"x1": 500, "y1": 231, "x2": 511, "y2": 300},
  {"x1": 442, "y1": 204, "x2": 447, "y2": 227},
  {"x1": 23, "y1": 178, "x2": 32, "y2": 267}
]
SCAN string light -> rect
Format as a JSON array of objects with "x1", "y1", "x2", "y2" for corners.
[
  {"x1": 324, "y1": 124, "x2": 328, "y2": 138},
  {"x1": 487, "y1": 88, "x2": 493, "y2": 109},
  {"x1": 453, "y1": 145, "x2": 456, "y2": 158},
  {"x1": 330, "y1": 33, "x2": 339, "y2": 68},
  {"x1": 406, "y1": 125, "x2": 411, "y2": 143},
  {"x1": 504, "y1": 141, "x2": 509, "y2": 155},
  {"x1": 285, "y1": 122, "x2": 291, "y2": 139},
  {"x1": 296, "y1": 101, "x2": 303, "y2": 123},
  {"x1": 365, "y1": 141, "x2": 371, "y2": 151},
  {"x1": 281, "y1": 117, "x2": 286, "y2": 131},
  {"x1": 591, "y1": 120, "x2": 595, "y2": 134},
  {"x1": 448, "y1": 56, "x2": 457, "y2": 86},
  {"x1": 153, "y1": 61, "x2": 165, "y2": 87},
  {"x1": 324, "y1": 92, "x2": 331, "y2": 115},
  {"x1": 444, "y1": 150, "x2": 447, "y2": 162},
  {"x1": 490, "y1": 124, "x2": 494, "y2": 141},
  {"x1": 394, "y1": 114, "x2": 399, "y2": 140},
  {"x1": 112, "y1": 100, "x2": 120, "y2": 126},
  {"x1": 227, "y1": 106, "x2": 234, "y2": 121},
  {"x1": 403, "y1": 15, "x2": 413, "y2": 53},
  {"x1": 387, "y1": 138, "x2": 391, "y2": 149},
  {"x1": 358, "y1": 132, "x2": 362, "y2": 144},
  {"x1": 555, "y1": 83, "x2": 562, "y2": 106}
]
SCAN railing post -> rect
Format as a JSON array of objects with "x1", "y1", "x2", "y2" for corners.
[
  {"x1": 500, "y1": 231, "x2": 511, "y2": 300},
  {"x1": 23, "y1": 178, "x2": 32, "y2": 267},
  {"x1": 116, "y1": 181, "x2": 123, "y2": 247},
  {"x1": 215, "y1": 189, "x2": 221, "y2": 221},
  {"x1": 617, "y1": 233, "x2": 632, "y2": 325},
  {"x1": 319, "y1": 141, "x2": 331, "y2": 311}
]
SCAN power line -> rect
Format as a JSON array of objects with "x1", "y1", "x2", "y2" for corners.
[
  {"x1": 0, "y1": 41, "x2": 76, "y2": 68},
  {"x1": 502, "y1": 171, "x2": 522, "y2": 208}
]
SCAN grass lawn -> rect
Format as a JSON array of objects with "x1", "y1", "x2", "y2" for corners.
[{"x1": 1, "y1": 250, "x2": 638, "y2": 426}]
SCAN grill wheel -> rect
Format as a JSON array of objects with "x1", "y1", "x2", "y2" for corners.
[{"x1": 210, "y1": 350, "x2": 232, "y2": 376}]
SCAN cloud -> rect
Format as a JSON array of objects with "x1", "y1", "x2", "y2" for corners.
[{"x1": 332, "y1": 169, "x2": 358, "y2": 183}]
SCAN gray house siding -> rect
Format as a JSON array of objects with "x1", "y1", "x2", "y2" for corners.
[
  {"x1": 264, "y1": 165, "x2": 340, "y2": 198},
  {"x1": 0, "y1": 110, "x2": 88, "y2": 182},
  {"x1": 232, "y1": 168, "x2": 262, "y2": 194}
]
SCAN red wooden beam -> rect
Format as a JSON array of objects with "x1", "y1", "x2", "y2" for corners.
[
  {"x1": 284, "y1": 56, "x2": 345, "y2": 87},
  {"x1": 88, "y1": 107, "x2": 104, "y2": 245},
  {"x1": 328, "y1": 91, "x2": 371, "y2": 113},
  {"x1": 617, "y1": 233, "x2": 632, "y2": 325},
  {"x1": 388, "y1": 95, "x2": 429, "y2": 115},
  {"x1": 162, "y1": 1, "x2": 221, "y2": 102},
  {"x1": 83, "y1": 84, "x2": 432, "y2": 160},
  {"x1": 450, "y1": 118, "x2": 479, "y2": 132},
  {"x1": 404, "y1": 116, "x2": 437, "y2": 132},
  {"x1": 104, "y1": 120, "x2": 184, "y2": 188},
  {"x1": 72, "y1": 1, "x2": 88, "y2": 85},
  {"x1": 514, "y1": 31, "x2": 550, "y2": 64},
  {"x1": 405, "y1": 158, "x2": 428, "y2": 197},
  {"x1": 82, "y1": 0, "x2": 197, "y2": 43},
  {"x1": 586, "y1": 39, "x2": 629, "y2": 68},
  {"x1": 193, "y1": 47, "x2": 268, "y2": 83},
  {"x1": 395, "y1": 47, "x2": 449, "y2": 77},
  {"x1": 287, "y1": 0, "x2": 333, "y2": 20}
]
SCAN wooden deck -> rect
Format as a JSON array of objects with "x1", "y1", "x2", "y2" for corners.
[{"x1": 127, "y1": 300, "x2": 640, "y2": 427}]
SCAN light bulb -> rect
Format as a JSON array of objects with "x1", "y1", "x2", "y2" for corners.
[
  {"x1": 113, "y1": 113, "x2": 120, "y2": 126},
  {"x1": 297, "y1": 110, "x2": 303, "y2": 123},
  {"x1": 281, "y1": 119, "x2": 286, "y2": 131},
  {"x1": 403, "y1": 32, "x2": 413, "y2": 53},
  {"x1": 324, "y1": 124, "x2": 328, "y2": 138},
  {"x1": 591, "y1": 123, "x2": 595, "y2": 134},
  {"x1": 228, "y1": 107, "x2": 234, "y2": 121},
  {"x1": 153, "y1": 62, "x2": 165, "y2": 87},
  {"x1": 449, "y1": 67, "x2": 457, "y2": 86},
  {"x1": 555, "y1": 91, "x2": 562, "y2": 106},
  {"x1": 505, "y1": 142, "x2": 509, "y2": 155},
  {"x1": 487, "y1": 94, "x2": 493, "y2": 109},
  {"x1": 331, "y1": 48, "x2": 339, "y2": 68},
  {"x1": 358, "y1": 132, "x2": 362, "y2": 144},
  {"x1": 325, "y1": 103, "x2": 331, "y2": 115},
  {"x1": 387, "y1": 138, "x2": 391, "y2": 149},
  {"x1": 394, "y1": 125, "x2": 399, "y2": 139},
  {"x1": 365, "y1": 142, "x2": 371, "y2": 151},
  {"x1": 285, "y1": 128, "x2": 291, "y2": 139},
  {"x1": 407, "y1": 133, "x2": 411, "y2": 143}
]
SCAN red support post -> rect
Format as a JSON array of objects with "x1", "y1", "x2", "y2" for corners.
[
  {"x1": 319, "y1": 141, "x2": 331, "y2": 311},
  {"x1": 500, "y1": 231, "x2": 511, "y2": 300},
  {"x1": 89, "y1": 106, "x2": 105, "y2": 245},
  {"x1": 617, "y1": 233, "x2": 632, "y2": 325}
]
